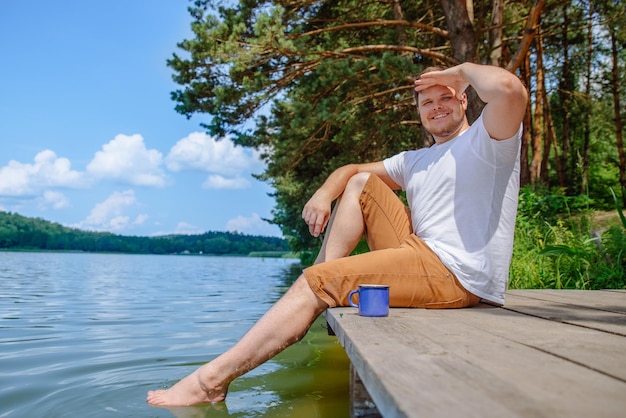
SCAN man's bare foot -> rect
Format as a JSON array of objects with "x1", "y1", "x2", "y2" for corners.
[{"x1": 147, "y1": 365, "x2": 228, "y2": 406}]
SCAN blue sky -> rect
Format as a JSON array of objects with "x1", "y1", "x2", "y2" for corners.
[{"x1": 0, "y1": 1, "x2": 283, "y2": 237}]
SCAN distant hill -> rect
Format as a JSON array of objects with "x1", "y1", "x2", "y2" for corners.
[{"x1": 0, "y1": 211, "x2": 290, "y2": 256}]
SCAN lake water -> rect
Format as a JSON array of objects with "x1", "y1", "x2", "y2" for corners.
[{"x1": 0, "y1": 252, "x2": 350, "y2": 417}]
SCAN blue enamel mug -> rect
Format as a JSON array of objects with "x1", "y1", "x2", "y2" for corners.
[{"x1": 348, "y1": 284, "x2": 389, "y2": 317}]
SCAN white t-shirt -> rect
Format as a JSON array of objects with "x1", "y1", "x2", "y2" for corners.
[{"x1": 383, "y1": 114, "x2": 521, "y2": 305}]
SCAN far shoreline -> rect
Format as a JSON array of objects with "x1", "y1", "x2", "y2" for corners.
[{"x1": 0, "y1": 248, "x2": 299, "y2": 259}]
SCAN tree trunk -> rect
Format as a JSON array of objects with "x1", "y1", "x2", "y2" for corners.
[
  {"x1": 546, "y1": 108, "x2": 563, "y2": 188},
  {"x1": 611, "y1": 26, "x2": 626, "y2": 206},
  {"x1": 537, "y1": 25, "x2": 551, "y2": 184},
  {"x1": 506, "y1": 0, "x2": 546, "y2": 72},
  {"x1": 558, "y1": 3, "x2": 571, "y2": 192},
  {"x1": 466, "y1": 0, "x2": 475, "y2": 24},
  {"x1": 531, "y1": 27, "x2": 545, "y2": 184},
  {"x1": 489, "y1": 0, "x2": 504, "y2": 66},
  {"x1": 440, "y1": 0, "x2": 477, "y2": 63},
  {"x1": 392, "y1": 0, "x2": 407, "y2": 48},
  {"x1": 581, "y1": 0, "x2": 593, "y2": 194},
  {"x1": 519, "y1": 52, "x2": 532, "y2": 187},
  {"x1": 535, "y1": 13, "x2": 562, "y2": 187}
]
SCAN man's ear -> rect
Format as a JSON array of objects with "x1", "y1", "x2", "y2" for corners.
[{"x1": 460, "y1": 92, "x2": 468, "y2": 110}]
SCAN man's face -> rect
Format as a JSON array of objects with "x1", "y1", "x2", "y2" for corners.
[{"x1": 417, "y1": 84, "x2": 469, "y2": 144}]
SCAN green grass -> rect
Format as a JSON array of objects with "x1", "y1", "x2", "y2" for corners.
[
  {"x1": 248, "y1": 251, "x2": 298, "y2": 258},
  {"x1": 509, "y1": 187, "x2": 625, "y2": 290}
]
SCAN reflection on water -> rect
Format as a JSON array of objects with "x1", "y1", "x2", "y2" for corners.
[{"x1": 0, "y1": 252, "x2": 350, "y2": 417}]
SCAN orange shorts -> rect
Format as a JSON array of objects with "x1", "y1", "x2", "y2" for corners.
[{"x1": 303, "y1": 174, "x2": 479, "y2": 309}]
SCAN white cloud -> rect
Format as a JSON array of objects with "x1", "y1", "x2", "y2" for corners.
[
  {"x1": 226, "y1": 212, "x2": 277, "y2": 236},
  {"x1": 202, "y1": 175, "x2": 250, "y2": 190},
  {"x1": 174, "y1": 221, "x2": 204, "y2": 235},
  {"x1": 75, "y1": 189, "x2": 147, "y2": 232},
  {"x1": 109, "y1": 215, "x2": 131, "y2": 231},
  {"x1": 40, "y1": 190, "x2": 71, "y2": 210},
  {"x1": 87, "y1": 134, "x2": 167, "y2": 187},
  {"x1": 133, "y1": 213, "x2": 149, "y2": 225},
  {"x1": 0, "y1": 150, "x2": 85, "y2": 196},
  {"x1": 166, "y1": 132, "x2": 262, "y2": 189}
]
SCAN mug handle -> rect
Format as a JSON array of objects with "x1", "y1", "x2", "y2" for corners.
[{"x1": 348, "y1": 289, "x2": 359, "y2": 308}]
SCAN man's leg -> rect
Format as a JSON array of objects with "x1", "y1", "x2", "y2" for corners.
[
  {"x1": 148, "y1": 172, "x2": 380, "y2": 406},
  {"x1": 147, "y1": 275, "x2": 328, "y2": 406},
  {"x1": 306, "y1": 172, "x2": 478, "y2": 311},
  {"x1": 304, "y1": 172, "x2": 478, "y2": 309},
  {"x1": 315, "y1": 172, "x2": 371, "y2": 263}
]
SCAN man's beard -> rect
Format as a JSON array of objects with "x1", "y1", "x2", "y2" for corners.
[{"x1": 428, "y1": 113, "x2": 465, "y2": 142}]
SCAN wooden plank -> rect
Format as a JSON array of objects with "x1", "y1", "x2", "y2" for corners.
[
  {"x1": 450, "y1": 303, "x2": 626, "y2": 382},
  {"x1": 503, "y1": 290, "x2": 626, "y2": 336},
  {"x1": 507, "y1": 289, "x2": 626, "y2": 314},
  {"x1": 326, "y1": 295, "x2": 626, "y2": 418},
  {"x1": 328, "y1": 307, "x2": 626, "y2": 417}
]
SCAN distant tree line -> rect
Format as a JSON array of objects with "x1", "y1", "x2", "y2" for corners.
[{"x1": 0, "y1": 211, "x2": 290, "y2": 256}]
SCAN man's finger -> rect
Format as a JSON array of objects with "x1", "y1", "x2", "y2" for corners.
[{"x1": 312, "y1": 216, "x2": 324, "y2": 237}]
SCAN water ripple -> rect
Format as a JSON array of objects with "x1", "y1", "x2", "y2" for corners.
[{"x1": 0, "y1": 252, "x2": 349, "y2": 417}]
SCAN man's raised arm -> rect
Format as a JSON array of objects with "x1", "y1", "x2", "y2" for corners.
[{"x1": 415, "y1": 63, "x2": 528, "y2": 140}]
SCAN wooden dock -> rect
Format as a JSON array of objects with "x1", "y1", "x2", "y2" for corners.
[{"x1": 325, "y1": 289, "x2": 626, "y2": 418}]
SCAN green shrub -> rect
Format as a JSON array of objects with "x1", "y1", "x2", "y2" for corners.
[{"x1": 509, "y1": 186, "x2": 625, "y2": 290}]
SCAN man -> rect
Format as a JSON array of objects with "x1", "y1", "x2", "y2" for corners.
[{"x1": 147, "y1": 62, "x2": 528, "y2": 406}]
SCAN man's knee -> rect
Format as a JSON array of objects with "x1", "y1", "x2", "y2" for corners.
[
  {"x1": 294, "y1": 274, "x2": 329, "y2": 311},
  {"x1": 345, "y1": 172, "x2": 372, "y2": 194}
]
